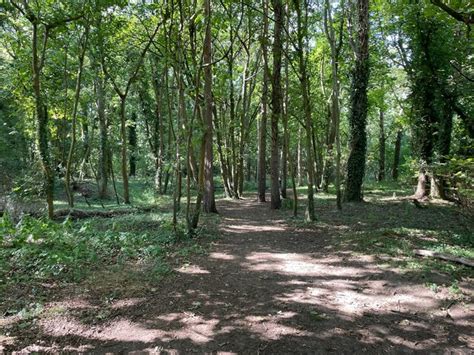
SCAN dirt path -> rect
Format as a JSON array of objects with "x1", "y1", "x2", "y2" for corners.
[{"x1": 3, "y1": 197, "x2": 473, "y2": 353}]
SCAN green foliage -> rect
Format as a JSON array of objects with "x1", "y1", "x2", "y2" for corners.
[
  {"x1": 344, "y1": 227, "x2": 473, "y2": 285},
  {"x1": 0, "y1": 212, "x2": 180, "y2": 288}
]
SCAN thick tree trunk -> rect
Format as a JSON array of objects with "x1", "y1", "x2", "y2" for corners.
[
  {"x1": 392, "y1": 129, "x2": 402, "y2": 180},
  {"x1": 414, "y1": 169, "x2": 429, "y2": 199},
  {"x1": 203, "y1": 0, "x2": 217, "y2": 213},
  {"x1": 377, "y1": 109, "x2": 385, "y2": 182},
  {"x1": 270, "y1": 0, "x2": 283, "y2": 210},
  {"x1": 345, "y1": 0, "x2": 370, "y2": 202}
]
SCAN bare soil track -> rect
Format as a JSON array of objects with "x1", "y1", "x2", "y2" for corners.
[{"x1": 2, "y1": 196, "x2": 473, "y2": 353}]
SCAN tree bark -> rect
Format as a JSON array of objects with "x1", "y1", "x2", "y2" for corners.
[
  {"x1": 65, "y1": 26, "x2": 88, "y2": 207},
  {"x1": 281, "y1": 4, "x2": 289, "y2": 199},
  {"x1": 323, "y1": 0, "x2": 343, "y2": 209},
  {"x1": 128, "y1": 111, "x2": 137, "y2": 177},
  {"x1": 270, "y1": 0, "x2": 283, "y2": 210},
  {"x1": 203, "y1": 0, "x2": 217, "y2": 213},
  {"x1": 345, "y1": 0, "x2": 370, "y2": 202},
  {"x1": 294, "y1": 0, "x2": 316, "y2": 221},
  {"x1": 119, "y1": 97, "x2": 130, "y2": 203},
  {"x1": 215, "y1": 104, "x2": 234, "y2": 198},
  {"x1": 32, "y1": 23, "x2": 54, "y2": 218},
  {"x1": 377, "y1": 109, "x2": 385, "y2": 182},
  {"x1": 392, "y1": 129, "x2": 402, "y2": 180},
  {"x1": 258, "y1": 0, "x2": 270, "y2": 203}
]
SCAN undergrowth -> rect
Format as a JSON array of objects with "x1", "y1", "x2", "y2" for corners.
[{"x1": 0, "y1": 212, "x2": 188, "y2": 292}]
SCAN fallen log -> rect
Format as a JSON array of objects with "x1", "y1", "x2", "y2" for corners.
[
  {"x1": 53, "y1": 205, "x2": 159, "y2": 220},
  {"x1": 413, "y1": 249, "x2": 474, "y2": 267}
]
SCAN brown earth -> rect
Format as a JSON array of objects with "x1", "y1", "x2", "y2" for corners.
[{"x1": 1, "y1": 195, "x2": 473, "y2": 353}]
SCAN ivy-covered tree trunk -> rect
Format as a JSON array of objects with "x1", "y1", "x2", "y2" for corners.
[
  {"x1": 345, "y1": 0, "x2": 370, "y2": 202},
  {"x1": 270, "y1": 0, "x2": 283, "y2": 210},
  {"x1": 32, "y1": 23, "x2": 54, "y2": 218},
  {"x1": 203, "y1": 0, "x2": 217, "y2": 213}
]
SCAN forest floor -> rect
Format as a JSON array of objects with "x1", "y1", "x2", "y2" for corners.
[{"x1": 1, "y1": 188, "x2": 473, "y2": 353}]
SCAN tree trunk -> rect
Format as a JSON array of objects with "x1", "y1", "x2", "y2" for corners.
[
  {"x1": 281, "y1": 8, "x2": 289, "y2": 199},
  {"x1": 270, "y1": 0, "x2": 283, "y2": 210},
  {"x1": 414, "y1": 169, "x2": 429, "y2": 199},
  {"x1": 65, "y1": 27, "x2": 88, "y2": 207},
  {"x1": 258, "y1": 0, "x2": 270, "y2": 203},
  {"x1": 323, "y1": 0, "x2": 343, "y2": 209},
  {"x1": 377, "y1": 109, "x2": 385, "y2": 182},
  {"x1": 96, "y1": 52, "x2": 108, "y2": 199},
  {"x1": 295, "y1": 0, "x2": 316, "y2": 221},
  {"x1": 32, "y1": 23, "x2": 54, "y2": 218},
  {"x1": 202, "y1": 0, "x2": 217, "y2": 213},
  {"x1": 345, "y1": 0, "x2": 370, "y2": 202},
  {"x1": 128, "y1": 112, "x2": 137, "y2": 177},
  {"x1": 392, "y1": 129, "x2": 402, "y2": 180},
  {"x1": 119, "y1": 97, "x2": 130, "y2": 204},
  {"x1": 215, "y1": 104, "x2": 234, "y2": 198},
  {"x1": 297, "y1": 125, "x2": 302, "y2": 186}
]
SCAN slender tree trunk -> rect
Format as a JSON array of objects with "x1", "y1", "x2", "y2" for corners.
[
  {"x1": 215, "y1": 105, "x2": 234, "y2": 198},
  {"x1": 323, "y1": 0, "x2": 342, "y2": 209},
  {"x1": 152, "y1": 61, "x2": 166, "y2": 194},
  {"x1": 65, "y1": 27, "x2": 88, "y2": 207},
  {"x1": 128, "y1": 112, "x2": 137, "y2": 177},
  {"x1": 295, "y1": 0, "x2": 316, "y2": 221},
  {"x1": 392, "y1": 129, "x2": 402, "y2": 180},
  {"x1": 297, "y1": 125, "x2": 302, "y2": 186},
  {"x1": 96, "y1": 70, "x2": 108, "y2": 199},
  {"x1": 228, "y1": 24, "x2": 238, "y2": 198},
  {"x1": 203, "y1": 0, "x2": 217, "y2": 213},
  {"x1": 32, "y1": 23, "x2": 54, "y2": 218},
  {"x1": 377, "y1": 109, "x2": 385, "y2": 182},
  {"x1": 237, "y1": 59, "x2": 249, "y2": 198},
  {"x1": 270, "y1": 0, "x2": 283, "y2": 210},
  {"x1": 258, "y1": 0, "x2": 270, "y2": 202},
  {"x1": 79, "y1": 112, "x2": 91, "y2": 180},
  {"x1": 118, "y1": 97, "x2": 130, "y2": 203},
  {"x1": 289, "y1": 152, "x2": 298, "y2": 217},
  {"x1": 345, "y1": 0, "x2": 370, "y2": 202},
  {"x1": 281, "y1": 8, "x2": 289, "y2": 199}
]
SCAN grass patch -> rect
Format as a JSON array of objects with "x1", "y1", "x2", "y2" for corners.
[
  {"x1": 342, "y1": 227, "x2": 473, "y2": 285},
  {"x1": 0, "y1": 206, "x2": 213, "y2": 311}
]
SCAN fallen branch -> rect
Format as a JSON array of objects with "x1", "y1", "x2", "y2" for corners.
[
  {"x1": 53, "y1": 205, "x2": 159, "y2": 220},
  {"x1": 414, "y1": 249, "x2": 474, "y2": 267}
]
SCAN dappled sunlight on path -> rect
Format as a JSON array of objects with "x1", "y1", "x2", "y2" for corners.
[{"x1": 3, "y1": 196, "x2": 473, "y2": 353}]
